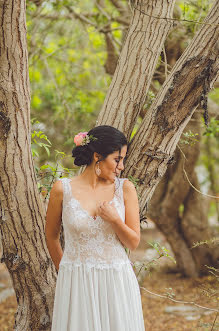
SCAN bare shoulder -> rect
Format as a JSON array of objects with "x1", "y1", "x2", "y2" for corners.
[
  {"x1": 122, "y1": 179, "x2": 138, "y2": 201},
  {"x1": 49, "y1": 179, "x2": 63, "y2": 200},
  {"x1": 52, "y1": 179, "x2": 63, "y2": 191}
]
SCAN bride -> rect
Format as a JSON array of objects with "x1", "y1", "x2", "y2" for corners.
[{"x1": 45, "y1": 125, "x2": 145, "y2": 330}]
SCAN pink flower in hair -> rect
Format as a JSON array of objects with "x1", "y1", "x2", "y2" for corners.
[
  {"x1": 74, "y1": 132, "x2": 88, "y2": 146},
  {"x1": 80, "y1": 132, "x2": 88, "y2": 137},
  {"x1": 73, "y1": 131, "x2": 97, "y2": 146}
]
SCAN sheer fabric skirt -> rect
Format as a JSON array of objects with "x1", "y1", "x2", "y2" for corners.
[{"x1": 51, "y1": 263, "x2": 145, "y2": 331}]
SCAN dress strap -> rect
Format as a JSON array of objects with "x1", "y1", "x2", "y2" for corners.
[
  {"x1": 59, "y1": 177, "x2": 71, "y2": 202},
  {"x1": 116, "y1": 177, "x2": 128, "y2": 204}
]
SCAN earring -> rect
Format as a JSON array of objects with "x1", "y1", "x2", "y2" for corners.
[{"x1": 95, "y1": 162, "x2": 101, "y2": 176}]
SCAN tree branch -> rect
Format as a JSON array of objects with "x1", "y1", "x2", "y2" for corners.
[{"x1": 140, "y1": 286, "x2": 219, "y2": 313}]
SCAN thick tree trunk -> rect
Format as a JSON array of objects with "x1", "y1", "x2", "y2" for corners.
[
  {"x1": 97, "y1": 0, "x2": 176, "y2": 140},
  {"x1": 0, "y1": 1, "x2": 56, "y2": 330},
  {"x1": 121, "y1": 2, "x2": 219, "y2": 276},
  {"x1": 96, "y1": 1, "x2": 219, "y2": 276},
  {"x1": 123, "y1": 0, "x2": 219, "y2": 208},
  {"x1": 0, "y1": 1, "x2": 218, "y2": 329},
  {"x1": 147, "y1": 111, "x2": 219, "y2": 276}
]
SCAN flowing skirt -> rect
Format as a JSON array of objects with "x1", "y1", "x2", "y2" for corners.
[{"x1": 51, "y1": 262, "x2": 145, "y2": 331}]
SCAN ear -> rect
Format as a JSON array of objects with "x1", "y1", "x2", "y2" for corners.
[{"x1": 93, "y1": 152, "x2": 101, "y2": 163}]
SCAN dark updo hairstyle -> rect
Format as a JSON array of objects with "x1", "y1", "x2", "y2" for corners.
[{"x1": 72, "y1": 125, "x2": 128, "y2": 166}]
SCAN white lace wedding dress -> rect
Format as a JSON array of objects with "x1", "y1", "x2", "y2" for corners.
[{"x1": 51, "y1": 176, "x2": 145, "y2": 331}]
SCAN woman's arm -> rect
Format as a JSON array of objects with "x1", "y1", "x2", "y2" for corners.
[
  {"x1": 45, "y1": 180, "x2": 63, "y2": 272},
  {"x1": 110, "y1": 179, "x2": 140, "y2": 251},
  {"x1": 96, "y1": 179, "x2": 140, "y2": 250}
]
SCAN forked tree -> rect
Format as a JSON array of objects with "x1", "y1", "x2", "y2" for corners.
[{"x1": 0, "y1": 0, "x2": 218, "y2": 329}]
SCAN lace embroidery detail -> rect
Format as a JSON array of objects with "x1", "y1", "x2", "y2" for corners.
[
  {"x1": 59, "y1": 177, "x2": 130, "y2": 270},
  {"x1": 59, "y1": 260, "x2": 131, "y2": 272}
]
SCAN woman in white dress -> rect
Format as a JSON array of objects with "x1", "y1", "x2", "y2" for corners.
[{"x1": 45, "y1": 125, "x2": 145, "y2": 330}]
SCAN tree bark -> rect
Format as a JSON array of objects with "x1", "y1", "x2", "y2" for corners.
[
  {"x1": 97, "y1": 0, "x2": 176, "y2": 140},
  {"x1": 147, "y1": 111, "x2": 219, "y2": 276},
  {"x1": 123, "y1": 0, "x2": 219, "y2": 208},
  {"x1": 121, "y1": 1, "x2": 219, "y2": 276},
  {"x1": 96, "y1": 1, "x2": 219, "y2": 276},
  {"x1": 0, "y1": 1, "x2": 218, "y2": 329},
  {"x1": 0, "y1": 1, "x2": 56, "y2": 330}
]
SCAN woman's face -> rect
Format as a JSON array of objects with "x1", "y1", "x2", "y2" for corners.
[{"x1": 96, "y1": 145, "x2": 127, "y2": 181}]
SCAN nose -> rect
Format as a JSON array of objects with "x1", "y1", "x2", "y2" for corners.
[{"x1": 118, "y1": 160, "x2": 124, "y2": 171}]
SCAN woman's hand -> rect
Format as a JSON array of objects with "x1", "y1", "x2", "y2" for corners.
[{"x1": 96, "y1": 201, "x2": 120, "y2": 224}]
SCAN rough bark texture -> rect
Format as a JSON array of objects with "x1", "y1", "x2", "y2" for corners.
[
  {"x1": 147, "y1": 111, "x2": 219, "y2": 276},
  {"x1": 121, "y1": 2, "x2": 219, "y2": 276},
  {"x1": 123, "y1": 0, "x2": 219, "y2": 205},
  {"x1": 97, "y1": 0, "x2": 176, "y2": 140},
  {"x1": 0, "y1": 1, "x2": 218, "y2": 330},
  {"x1": 94, "y1": 1, "x2": 219, "y2": 276},
  {"x1": 0, "y1": 1, "x2": 56, "y2": 330}
]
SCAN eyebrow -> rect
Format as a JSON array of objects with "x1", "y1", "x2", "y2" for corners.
[{"x1": 115, "y1": 156, "x2": 125, "y2": 159}]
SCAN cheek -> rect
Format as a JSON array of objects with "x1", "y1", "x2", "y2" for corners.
[{"x1": 108, "y1": 161, "x2": 116, "y2": 170}]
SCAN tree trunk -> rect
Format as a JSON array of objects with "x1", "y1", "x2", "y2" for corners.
[
  {"x1": 0, "y1": 1, "x2": 56, "y2": 330},
  {"x1": 97, "y1": 1, "x2": 219, "y2": 276},
  {"x1": 0, "y1": 1, "x2": 218, "y2": 329},
  {"x1": 97, "y1": 0, "x2": 176, "y2": 140},
  {"x1": 147, "y1": 111, "x2": 219, "y2": 276},
  {"x1": 122, "y1": 1, "x2": 219, "y2": 276},
  {"x1": 123, "y1": 0, "x2": 219, "y2": 206}
]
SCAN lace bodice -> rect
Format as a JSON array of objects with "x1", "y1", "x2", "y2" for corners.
[{"x1": 59, "y1": 176, "x2": 131, "y2": 271}]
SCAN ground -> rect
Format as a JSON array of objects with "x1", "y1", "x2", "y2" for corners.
[{"x1": 0, "y1": 223, "x2": 218, "y2": 330}]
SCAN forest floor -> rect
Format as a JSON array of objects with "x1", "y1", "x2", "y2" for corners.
[{"x1": 0, "y1": 222, "x2": 218, "y2": 331}]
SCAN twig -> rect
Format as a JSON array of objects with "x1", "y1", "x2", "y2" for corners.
[
  {"x1": 131, "y1": 4, "x2": 219, "y2": 27},
  {"x1": 95, "y1": 0, "x2": 111, "y2": 20},
  {"x1": 211, "y1": 312, "x2": 219, "y2": 331},
  {"x1": 66, "y1": 6, "x2": 97, "y2": 27},
  {"x1": 162, "y1": 46, "x2": 168, "y2": 81},
  {"x1": 140, "y1": 286, "x2": 219, "y2": 313},
  {"x1": 177, "y1": 144, "x2": 219, "y2": 199},
  {"x1": 135, "y1": 254, "x2": 163, "y2": 277},
  {"x1": 108, "y1": 0, "x2": 127, "y2": 15}
]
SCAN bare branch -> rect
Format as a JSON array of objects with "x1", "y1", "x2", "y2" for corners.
[
  {"x1": 65, "y1": 6, "x2": 97, "y2": 27},
  {"x1": 109, "y1": 0, "x2": 127, "y2": 14},
  {"x1": 140, "y1": 286, "x2": 219, "y2": 313},
  {"x1": 177, "y1": 143, "x2": 219, "y2": 200}
]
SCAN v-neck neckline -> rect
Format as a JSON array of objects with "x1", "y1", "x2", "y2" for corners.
[{"x1": 68, "y1": 176, "x2": 118, "y2": 220}]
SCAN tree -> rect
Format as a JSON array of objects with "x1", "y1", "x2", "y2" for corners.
[
  {"x1": 70, "y1": 0, "x2": 219, "y2": 276},
  {"x1": 0, "y1": 1, "x2": 56, "y2": 329},
  {"x1": 96, "y1": 0, "x2": 219, "y2": 276},
  {"x1": 0, "y1": 0, "x2": 218, "y2": 329}
]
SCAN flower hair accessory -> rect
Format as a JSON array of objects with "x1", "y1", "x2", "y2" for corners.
[{"x1": 74, "y1": 131, "x2": 97, "y2": 146}]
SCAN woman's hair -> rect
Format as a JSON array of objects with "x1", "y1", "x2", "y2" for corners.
[{"x1": 72, "y1": 125, "x2": 128, "y2": 166}]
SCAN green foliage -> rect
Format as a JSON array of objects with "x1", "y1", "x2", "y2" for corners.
[
  {"x1": 203, "y1": 118, "x2": 219, "y2": 137},
  {"x1": 26, "y1": 0, "x2": 218, "y2": 228},
  {"x1": 180, "y1": 130, "x2": 199, "y2": 146},
  {"x1": 31, "y1": 118, "x2": 52, "y2": 157},
  {"x1": 209, "y1": 87, "x2": 219, "y2": 104},
  {"x1": 148, "y1": 241, "x2": 176, "y2": 264},
  {"x1": 178, "y1": 0, "x2": 213, "y2": 33},
  {"x1": 144, "y1": 90, "x2": 156, "y2": 110},
  {"x1": 27, "y1": 0, "x2": 114, "y2": 166},
  {"x1": 31, "y1": 118, "x2": 75, "y2": 196},
  {"x1": 133, "y1": 241, "x2": 176, "y2": 276},
  {"x1": 178, "y1": 204, "x2": 184, "y2": 217}
]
